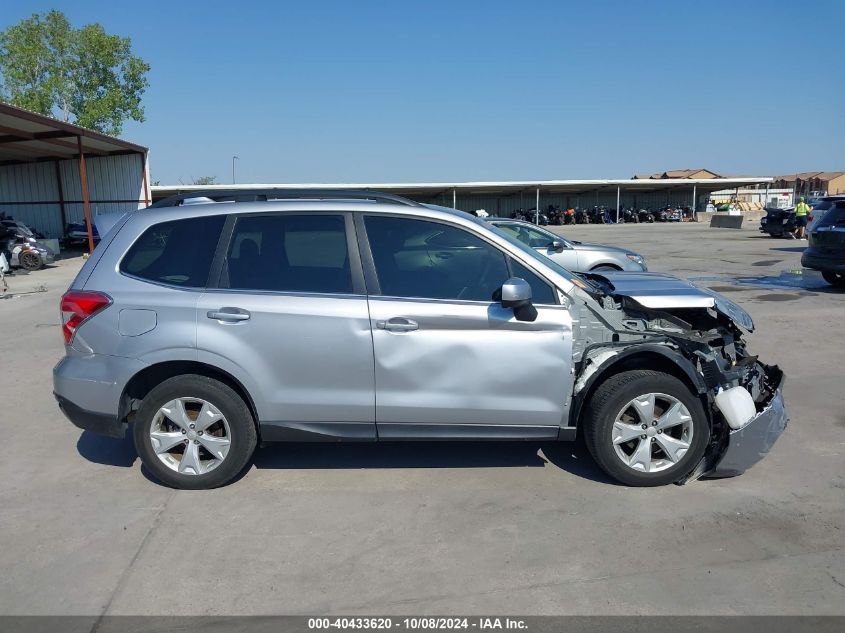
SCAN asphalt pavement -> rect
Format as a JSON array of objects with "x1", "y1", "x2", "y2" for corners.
[{"x1": 0, "y1": 221, "x2": 843, "y2": 615}]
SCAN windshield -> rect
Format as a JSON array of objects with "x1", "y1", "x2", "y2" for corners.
[
  {"x1": 2, "y1": 221, "x2": 32, "y2": 237},
  {"x1": 812, "y1": 200, "x2": 833, "y2": 211},
  {"x1": 493, "y1": 221, "x2": 572, "y2": 249},
  {"x1": 482, "y1": 221, "x2": 578, "y2": 281}
]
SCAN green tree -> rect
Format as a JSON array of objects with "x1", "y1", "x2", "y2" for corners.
[
  {"x1": 0, "y1": 10, "x2": 150, "y2": 136},
  {"x1": 192, "y1": 176, "x2": 217, "y2": 185}
]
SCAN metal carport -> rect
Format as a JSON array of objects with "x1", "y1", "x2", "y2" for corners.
[
  {"x1": 152, "y1": 177, "x2": 773, "y2": 222},
  {"x1": 0, "y1": 102, "x2": 149, "y2": 251}
]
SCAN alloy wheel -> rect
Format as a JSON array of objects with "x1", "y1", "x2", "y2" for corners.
[
  {"x1": 149, "y1": 397, "x2": 231, "y2": 475},
  {"x1": 611, "y1": 393, "x2": 693, "y2": 473},
  {"x1": 20, "y1": 251, "x2": 42, "y2": 270}
]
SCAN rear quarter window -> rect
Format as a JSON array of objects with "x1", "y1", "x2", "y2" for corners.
[{"x1": 120, "y1": 215, "x2": 225, "y2": 287}]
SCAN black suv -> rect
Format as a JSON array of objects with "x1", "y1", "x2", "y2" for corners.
[{"x1": 802, "y1": 198, "x2": 845, "y2": 286}]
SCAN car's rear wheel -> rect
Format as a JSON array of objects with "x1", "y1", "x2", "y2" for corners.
[
  {"x1": 822, "y1": 271, "x2": 845, "y2": 287},
  {"x1": 584, "y1": 370, "x2": 709, "y2": 486},
  {"x1": 133, "y1": 375, "x2": 257, "y2": 489}
]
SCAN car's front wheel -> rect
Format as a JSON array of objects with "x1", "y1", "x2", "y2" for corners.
[
  {"x1": 822, "y1": 271, "x2": 845, "y2": 287},
  {"x1": 133, "y1": 375, "x2": 257, "y2": 489},
  {"x1": 584, "y1": 370, "x2": 709, "y2": 486},
  {"x1": 19, "y1": 250, "x2": 43, "y2": 270}
]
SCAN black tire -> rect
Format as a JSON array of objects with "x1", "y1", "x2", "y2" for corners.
[
  {"x1": 133, "y1": 374, "x2": 257, "y2": 489},
  {"x1": 822, "y1": 271, "x2": 845, "y2": 287},
  {"x1": 583, "y1": 370, "x2": 709, "y2": 486},
  {"x1": 19, "y1": 250, "x2": 43, "y2": 271},
  {"x1": 592, "y1": 265, "x2": 620, "y2": 272}
]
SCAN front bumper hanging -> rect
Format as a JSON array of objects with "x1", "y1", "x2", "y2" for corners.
[{"x1": 705, "y1": 367, "x2": 788, "y2": 478}]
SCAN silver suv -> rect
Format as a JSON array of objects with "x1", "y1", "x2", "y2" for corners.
[{"x1": 53, "y1": 190, "x2": 787, "y2": 489}]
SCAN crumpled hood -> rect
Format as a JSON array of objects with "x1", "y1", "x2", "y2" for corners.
[{"x1": 594, "y1": 271, "x2": 755, "y2": 332}]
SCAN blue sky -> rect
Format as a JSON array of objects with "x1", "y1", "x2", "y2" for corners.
[{"x1": 5, "y1": 0, "x2": 843, "y2": 184}]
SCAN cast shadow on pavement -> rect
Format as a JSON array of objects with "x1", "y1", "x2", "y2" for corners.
[
  {"x1": 76, "y1": 431, "x2": 614, "y2": 484},
  {"x1": 77, "y1": 430, "x2": 137, "y2": 467},
  {"x1": 252, "y1": 439, "x2": 613, "y2": 484}
]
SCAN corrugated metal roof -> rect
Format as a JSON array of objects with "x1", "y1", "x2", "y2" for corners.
[{"x1": 0, "y1": 102, "x2": 146, "y2": 165}]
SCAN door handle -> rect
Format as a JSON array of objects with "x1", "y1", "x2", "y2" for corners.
[
  {"x1": 376, "y1": 317, "x2": 419, "y2": 332},
  {"x1": 207, "y1": 308, "x2": 250, "y2": 322}
]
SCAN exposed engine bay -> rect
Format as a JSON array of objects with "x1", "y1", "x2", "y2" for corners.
[{"x1": 566, "y1": 271, "x2": 786, "y2": 481}]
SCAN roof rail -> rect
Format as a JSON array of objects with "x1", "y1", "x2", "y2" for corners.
[{"x1": 149, "y1": 188, "x2": 422, "y2": 209}]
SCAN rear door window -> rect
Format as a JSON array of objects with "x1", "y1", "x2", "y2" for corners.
[
  {"x1": 223, "y1": 214, "x2": 353, "y2": 294},
  {"x1": 121, "y1": 215, "x2": 225, "y2": 287}
]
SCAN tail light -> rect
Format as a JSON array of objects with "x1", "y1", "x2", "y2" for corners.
[{"x1": 60, "y1": 290, "x2": 111, "y2": 344}]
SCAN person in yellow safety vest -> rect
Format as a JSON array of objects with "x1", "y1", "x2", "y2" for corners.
[{"x1": 794, "y1": 197, "x2": 811, "y2": 240}]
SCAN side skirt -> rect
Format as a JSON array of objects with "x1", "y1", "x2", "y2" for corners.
[
  {"x1": 259, "y1": 421, "x2": 576, "y2": 442},
  {"x1": 260, "y1": 422, "x2": 376, "y2": 442}
]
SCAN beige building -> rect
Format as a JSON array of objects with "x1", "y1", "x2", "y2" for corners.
[
  {"x1": 771, "y1": 171, "x2": 845, "y2": 195},
  {"x1": 633, "y1": 168, "x2": 721, "y2": 180}
]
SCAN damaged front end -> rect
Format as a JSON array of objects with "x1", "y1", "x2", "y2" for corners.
[
  {"x1": 569, "y1": 272, "x2": 788, "y2": 482},
  {"x1": 660, "y1": 316, "x2": 786, "y2": 482}
]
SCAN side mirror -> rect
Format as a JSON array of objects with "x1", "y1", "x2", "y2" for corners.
[
  {"x1": 550, "y1": 240, "x2": 565, "y2": 252},
  {"x1": 500, "y1": 277, "x2": 537, "y2": 322},
  {"x1": 500, "y1": 277, "x2": 532, "y2": 308}
]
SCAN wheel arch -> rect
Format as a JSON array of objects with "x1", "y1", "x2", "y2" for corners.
[
  {"x1": 120, "y1": 360, "x2": 260, "y2": 433},
  {"x1": 589, "y1": 262, "x2": 622, "y2": 271},
  {"x1": 570, "y1": 345, "x2": 709, "y2": 430}
]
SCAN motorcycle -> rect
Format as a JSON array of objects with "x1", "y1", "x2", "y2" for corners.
[
  {"x1": 679, "y1": 205, "x2": 695, "y2": 222},
  {"x1": 587, "y1": 206, "x2": 605, "y2": 224},
  {"x1": 620, "y1": 208, "x2": 639, "y2": 223},
  {"x1": 653, "y1": 207, "x2": 672, "y2": 222},
  {"x1": 575, "y1": 208, "x2": 590, "y2": 224},
  {"x1": 664, "y1": 205, "x2": 682, "y2": 222},
  {"x1": 522, "y1": 209, "x2": 549, "y2": 225},
  {"x1": 638, "y1": 209, "x2": 655, "y2": 223},
  {"x1": 546, "y1": 205, "x2": 564, "y2": 226},
  {"x1": 759, "y1": 207, "x2": 797, "y2": 238}
]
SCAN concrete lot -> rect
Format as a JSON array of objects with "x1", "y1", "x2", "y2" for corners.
[{"x1": 0, "y1": 222, "x2": 843, "y2": 616}]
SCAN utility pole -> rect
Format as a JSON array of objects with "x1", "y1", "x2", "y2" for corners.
[{"x1": 232, "y1": 155, "x2": 239, "y2": 184}]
